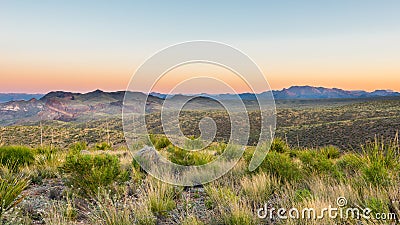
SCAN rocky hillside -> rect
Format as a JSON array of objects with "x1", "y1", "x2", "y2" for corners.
[{"x1": 0, "y1": 90, "x2": 163, "y2": 126}]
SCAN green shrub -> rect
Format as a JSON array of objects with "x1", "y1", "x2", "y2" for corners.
[
  {"x1": 360, "y1": 139, "x2": 399, "y2": 186},
  {"x1": 336, "y1": 153, "x2": 364, "y2": 176},
  {"x1": 181, "y1": 215, "x2": 204, "y2": 225},
  {"x1": 95, "y1": 142, "x2": 112, "y2": 150},
  {"x1": 154, "y1": 136, "x2": 171, "y2": 150},
  {"x1": 364, "y1": 197, "x2": 390, "y2": 218},
  {"x1": 288, "y1": 149, "x2": 301, "y2": 158},
  {"x1": 319, "y1": 146, "x2": 340, "y2": 159},
  {"x1": 69, "y1": 142, "x2": 87, "y2": 154},
  {"x1": 146, "y1": 180, "x2": 178, "y2": 216},
  {"x1": 258, "y1": 151, "x2": 303, "y2": 182},
  {"x1": 184, "y1": 137, "x2": 204, "y2": 150},
  {"x1": 362, "y1": 139, "x2": 400, "y2": 171},
  {"x1": 222, "y1": 210, "x2": 255, "y2": 225},
  {"x1": 35, "y1": 146, "x2": 57, "y2": 161},
  {"x1": 212, "y1": 142, "x2": 227, "y2": 155},
  {"x1": 0, "y1": 169, "x2": 30, "y2": 219},
  {"x1": 362, "y1": 161, "x2": 391, "y2": 187},
  {"x1": 270, "y1": 138, "x2": 289, "y2": 153},
  {"x1": 62, "y1": 153, "x2": 127, "y2": 197},
  {"x1": 148, "y1": 134, "x2": 171, "y2": 150},
  {"x1": 298, "y1": 150, "x2": 341, "y2": 179},
  {"x1": 167, "y1": 146, "x2": 213, "y2": 166},
  {"x1": 0, "y1": 146, "x2": 35, "y2": 169},
  {"x1": 221, "y1": 145, "x2": 243, "y2": 161},
  {"x1": 294, "y1": 188, "x2": 313, "y2": 203}
]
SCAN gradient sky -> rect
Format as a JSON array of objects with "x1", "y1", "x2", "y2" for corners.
[{"x1": 1, "y1": 0, "x2": 400, "y2": 93}]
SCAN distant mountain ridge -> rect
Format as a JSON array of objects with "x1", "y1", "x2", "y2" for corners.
[
  {"x1": 0, "y1": 86, "x2": 399, "y2": 126},
  {"x1": 272, "y1": 86, "x2": 400, "y2": 99},
  {"x1": 151, "y1": 85, "x2": 400, "y2": 100},
  {"x1": 0, "y1": 93, "x2": 45, "y2": 103}
]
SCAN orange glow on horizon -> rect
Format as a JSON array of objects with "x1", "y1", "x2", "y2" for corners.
[{"x1": 1, "y1": 59, "x2": 400, "y2": 93}]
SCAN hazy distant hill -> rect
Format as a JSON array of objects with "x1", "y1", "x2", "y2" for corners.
[
  {"x1": 0, "y1": 93, "x2": 45, "y2": 103},
  {"x1": 271, "y1": 86, "x2": 400, "y2": 99},
  {"x1": 0, "y1": 90, "x2": 162, "y2": 126},
  {"x1": 1, "y1": 86, "x2": 399, "y2": 126},
  {"x1": 152, "y1": 86, "x2": 400, "y2": 100}
]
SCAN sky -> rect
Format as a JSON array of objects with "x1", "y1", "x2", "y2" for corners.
[{"x1": 1, "y1": 0, "x2": 400, "y2": 93}]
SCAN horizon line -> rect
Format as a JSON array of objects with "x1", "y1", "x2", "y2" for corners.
[{"x1": 0, "y1": 85, "x2": 398, "y2": 95}]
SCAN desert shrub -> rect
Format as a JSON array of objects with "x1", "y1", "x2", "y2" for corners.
[
  {"x1": 90, "y1": 188, "x2": 156, "y2": 225},
  {"x1": 270, "y1": 138, "x2": 289, "y2": 153},
  {"x1": 34, "y1": 146, "x2": 58, "y2": 158},
  {"x1": 258, "y1": 151, "x2": 303, "y2": 182},
  {"x1": 362, "y1": 139, "x2": 400, "y2": 171},
  {"x1": 184, "y1": 137, "x2": 204, "y2": 150},
  {"x1": 288, "y1": 149, "x2": 301, "y2": 158},
  {"x1": 319, "y1": 146, "x2": 341, "y2": 159},
  {"x1": 205, "y1": 185, "x2": 239, "y2": 208},
  {"x1": 146, "y1": 180, "x2": 178, "y2": 217},
  {"x1": 31, "y1": 147, "x2": 64, "y2": 182},
  {"x1": 131, "y1": 158, "x2": 146, "y2": 183},
  {"x1": 240, "y1": 172, "x2": 279, "y2": 205},
  {"x1": 360, "y1": 139, "x2": 399, "y2": 186},
  {"x1": 0, "y1": 168, "x2": 30, "y2": 219},
  {"x1": 222, "y1": 207, "x2": 256, "y2": 225},
  {"x1": 0, "y1": 146, "x2": 35, "y2": 169},
  {"x1": 167, "y1": 146, "x2": 213, "y2": 166},
  {"x1": 363, "y1": 197, "x2": 390, "y2": 218},
  {"x1": 211, "y1": 142, "x2": 227, "y2": 155},
  {"x1": 336, "y1": 153, "x2": 364, "y2": 176},
  {"x1": 362, "y1": 161, "x2": 391, "y2": 187},
  {"x1": 69, "y1": 142, "x2": 87, "y2": 154},
  {"x1": 181, "y1": 215, "x2": 204, "y2": 225},
  {"x1": 154, "y1": 136, "x2": 171, "y2": 150},
  {"x1": 294, "y1": 188, "x2": 313, "y2": 203},
  {"x1": 242, "y1": 146, "x2": 255, "y2": 163},
  {"x1": 205, "y1": 184, "x2": 256, "y2": 224},
  {"x1": 95, "y1": 142, "x2": 112, "y2": 150},
  {"x1": 221, "y1": 145, "x2": 244, "y2": 161},
  {"x1": 148, "y1": 134, "x2": 171, "y2": 150},
  {"x1": 298, "y1": 150, "x2": 341, "y2": 179},
  {"x1": 62, "y1": 153, "x2": 126, "y2": 197}
]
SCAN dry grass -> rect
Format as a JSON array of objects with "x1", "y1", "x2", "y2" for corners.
[{"x1": 240, "y1": 172, "x2": 279, "y2": 207}]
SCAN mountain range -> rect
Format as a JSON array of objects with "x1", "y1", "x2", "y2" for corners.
[
  {"x1": 151, "y1": 85, "x2": 400, "y2": 100},
  {"x1": 0, "y1": 86, "x2": 399, "y2": 126},
  {"x1": 0, "y1": 93, "x2": 45, "y2": 103}
]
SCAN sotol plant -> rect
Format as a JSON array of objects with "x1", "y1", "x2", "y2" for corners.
[{"x1": 0, "y1": 168, "x2": 30, "y2": 219}]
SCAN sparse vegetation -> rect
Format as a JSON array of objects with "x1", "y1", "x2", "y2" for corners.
[
  {"x1": 0, "y1": 98, "x2": 399, "y2": 224},
  {"x1": 0, "y1": 135, "x2": 398, "y2": 224},
  {"x1": 62, "y1": 153, "x2": 127, "y2": 197},
  {"x1": 0, "y1": 146, "x2": 35, "y2": 169},
  {"x1": 0, "y1": 167, "x2": 30, "y2": 219}
]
